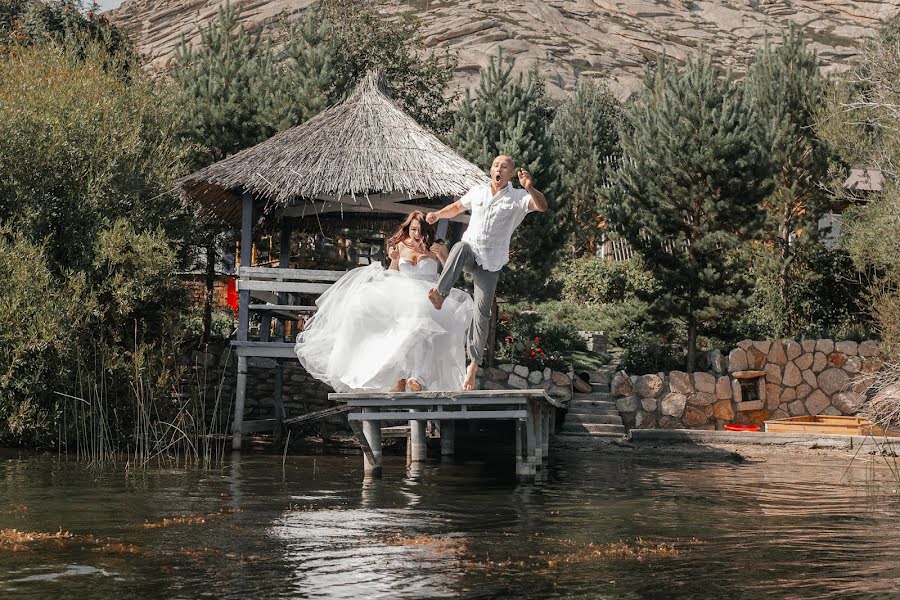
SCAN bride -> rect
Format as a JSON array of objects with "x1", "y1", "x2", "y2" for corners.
[{"x1": 294, "y1": 211, "x2": 474, "y2": 393}]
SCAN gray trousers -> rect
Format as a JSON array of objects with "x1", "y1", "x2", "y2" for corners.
[{"x1": 437, "y1": 241, "x2": 499, "y2": 365}]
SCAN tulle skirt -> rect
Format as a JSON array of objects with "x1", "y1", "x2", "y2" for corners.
[{"x1": 294, "y1": 263, "x2": 473, "y2": 392}]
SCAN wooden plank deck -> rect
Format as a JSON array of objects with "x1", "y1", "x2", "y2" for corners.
[{"x1": 333, "y1": 389, "x2": 558, "y2": 481}]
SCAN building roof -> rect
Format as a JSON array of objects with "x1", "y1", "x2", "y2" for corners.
[
  {"x1": 843, "y1": 168, "x2": 884, "y2": 192},
  {"x1": 178, "y1": 71, "x2": 487, "y2": 226}
]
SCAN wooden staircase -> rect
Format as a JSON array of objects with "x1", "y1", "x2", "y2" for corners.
[{"x1": 559, "y1": 358, "x2": 626, "y2": 438}]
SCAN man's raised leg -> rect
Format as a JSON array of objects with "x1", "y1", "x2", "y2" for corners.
[
  {"x1": 463, "y1": 267, "x2": 500, "y2": 390},
  {"x1": 429, "y1": 241, "x2": 475, "y2": 310}
]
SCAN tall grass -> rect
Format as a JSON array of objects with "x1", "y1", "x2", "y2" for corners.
[{"x1": 57, "y1": 342, "x2": 231, "y2": 470}]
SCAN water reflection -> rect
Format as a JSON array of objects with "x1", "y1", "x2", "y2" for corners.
[{"x1": 1, "y1": 448, "x2": 899, "y2": 599}]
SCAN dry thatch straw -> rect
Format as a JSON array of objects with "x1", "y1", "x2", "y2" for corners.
[
  {"x1": 178, "y1": 71, "x2": 488, "y2": 226},
  {"x1": 860, "y1": 360, "x2": 900, "y2": 431}
]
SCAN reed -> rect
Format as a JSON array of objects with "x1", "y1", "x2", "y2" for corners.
[{"x1": 58, "y1": 339, "x2": 231, "y2": 471}]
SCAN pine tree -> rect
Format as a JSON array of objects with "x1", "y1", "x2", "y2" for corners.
[
  {"x1": 607, "y1": 56, "x2": 773, "y2": 370},
  {"x1": 745, "y1": 26, "x2": 833, "y2": 334},
  {"x1": 449, "y1": 51, "x2": 565, "y2": 298},
  {"x1": 172, "y1": 2, "x2": 278, "y2": 168},
  {"x1": 550, "y1": 79, "x2": 622, "y2": 256},
  {"x1": 262, "y1": 9, "x2": 336, "y2": 133}
]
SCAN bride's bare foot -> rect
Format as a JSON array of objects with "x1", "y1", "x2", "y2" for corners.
[
  {"x1": 406, "y1": 378, "x2": 424, "y2": 392},
  {"x1": 427, "y1": 287, "x2": 445, "y2": 310},
  {"x1": 390, "y1": 379, "x2": 407, "y2": 392},
  {"x1": 463, "y1": 362, "x2": 478, "y2": 391}
]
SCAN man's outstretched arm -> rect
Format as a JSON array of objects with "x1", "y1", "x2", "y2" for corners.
[
  {"x1": 519, "y1": 168, "x2": 548, "y2": 212},
  {"x1": 425, "y1": 200, "x2": 466, "y2": 224}
]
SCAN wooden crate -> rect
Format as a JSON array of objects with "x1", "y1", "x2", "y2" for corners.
[{"x1": 764, "y1": 415, "x2": 889, "y2": 436}]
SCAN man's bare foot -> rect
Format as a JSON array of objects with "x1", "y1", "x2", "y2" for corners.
[
  {"x1": 406, "y1": 378, "x2": 424, "y2": 392},
  {"x1": 390, "y1": 379, "x2": 406, "y2": 392},
  {"x1": 427, "y1": 287, "x2": 445, "y2": 310},
  {"x1": 463, "y1": 362, "x2": 478, "y2": 391}
]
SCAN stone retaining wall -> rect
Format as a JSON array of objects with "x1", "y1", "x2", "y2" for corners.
[
  {"x1": 475, "y1": 364, "x2": 573, "y2": 402},
  {"x1": 611, "y1": 339, "x2": 883, "y2": 431}
]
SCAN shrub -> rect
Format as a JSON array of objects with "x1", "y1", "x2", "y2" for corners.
[
  {"x1": 559, "y1": 256, "x2": 656, "y2": 305},
  {"x1": 496, "y1": 311, "x2": 585, "y2": 371}
]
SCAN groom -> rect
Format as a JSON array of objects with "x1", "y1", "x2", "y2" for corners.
[{"x1": 426, "y1": 155, "x2": 548, "y2": 390}]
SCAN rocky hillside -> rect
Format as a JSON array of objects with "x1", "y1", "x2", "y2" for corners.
[{"x1": 111, "y1": 0, "x2": 900, "y2": 101}]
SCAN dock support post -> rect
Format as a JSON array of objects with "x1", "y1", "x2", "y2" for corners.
[
  {"x1": 541, "y1": 405, "x2": 550, "y2": 460},
  {"x1": 532, "y1": 399, "x2": 543, "y2": 464},
  {"x1": 362, "y1": 417, "x2": 383, "y2": 478},
  {"x1": 409, "y1": 417, "x2": 427, "y2": 462},
  {"x1": 516, "y1": 417, "x2": 536, "y2": 481},
  {"x1": 232, "y1": 355, "x2": 248, "y2": 450},
  {"x1": 440, "y1": 421, "x2": 455, "y2": 456}
]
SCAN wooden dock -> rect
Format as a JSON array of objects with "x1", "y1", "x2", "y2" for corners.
[{"x1": 332, "y1": 389, "x2": 561, "y2": 481}]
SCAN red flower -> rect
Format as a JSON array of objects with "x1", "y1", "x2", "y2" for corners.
[{"x1": 534, "y1": 336, "x2": 540, "y2": 341}]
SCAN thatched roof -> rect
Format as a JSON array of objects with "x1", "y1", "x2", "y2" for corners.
[{"x1": 178, "y1": 71, "x2": 487, "y2": 225}]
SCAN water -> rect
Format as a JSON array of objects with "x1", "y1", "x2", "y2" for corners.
[{"x1": 2, "y1": 444, "x2": 900, "y2": 599}]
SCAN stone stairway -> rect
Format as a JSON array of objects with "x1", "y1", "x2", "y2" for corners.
[{"x1": 559, "y1": 357, "x2": 627, "y2": 438}]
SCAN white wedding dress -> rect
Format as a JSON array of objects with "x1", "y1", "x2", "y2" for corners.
[{"x1": 294, "y1": 258, "x2": 474, "y2": 392}]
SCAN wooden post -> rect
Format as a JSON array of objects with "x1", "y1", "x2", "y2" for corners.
[
  {"x1": 272, "y1": 363, "x2": 284, "y2": 443},
  {"x1": 525, "y1": 399, "x2": 537, "y2": 474},
  {"x1": 541, "y1": 405, "x2": 550, "y2": 460},
  {"x1": 532, "y1": 399, "x2": 543, "y2": 464},
  {"x1": 233, "y1": 193, "x2": 254, "y2": 451},
  {"x1": 232, "y1": 355, "x2": 248, "y2": 450},
  {"x1": 409, "y1": 418, "x2": 427, "y2": 463},
  {"x1": 236, "y1": 193, "x2": 254, "y2": 342},
  {"x1": 276, "y1": 218, "x2": 291, "y2": 340},
  {"x1": 440, "y1": 421, "x2": 455, "y2": 456},
  {"x1": 362, "y1": 413, "x2": 382, "y2": 478},
  {"x1": 516, "y1": 417, "x2": 535, "y2": 480}
]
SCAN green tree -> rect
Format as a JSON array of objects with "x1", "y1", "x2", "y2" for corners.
[
  {"x1": 317, "y1": 0, "x2": 457, "y2": 133},
  {"x1": 819, "y1": 18, "x2": 900, "y2": 348},
  {"x1": 1, "y1": 0, "x2": 131, "y2": 61},
  {"x1": 0, "y1": 43, "x2": 189, "y2": 448},
  {"x1": 607, "y1": 56, "x2": 773, "y2": 370},
  {"x1": 550, "y1": 79, "x2": 622, "y2": 256},
  {"x1": 745, "y1": 26, "x2": 834, "y2": 334},
  {"x1": 449, "y1": 51, "x2": 565, "y2": 297},
  {"x1": 172, "y1": 2, "x2": 277, "y2": 168},
  {"x1": 0, "y1": 42, "x2": 189, "y2": 273}
]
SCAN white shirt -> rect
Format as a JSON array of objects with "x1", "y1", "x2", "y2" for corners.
[{"x1": 459, "y1": 182, "x2": 534, "y2": 272}]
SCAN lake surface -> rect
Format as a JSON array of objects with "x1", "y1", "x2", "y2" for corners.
[{"x1": 2, "y1": 442, "x2": 900, "y2": 599}]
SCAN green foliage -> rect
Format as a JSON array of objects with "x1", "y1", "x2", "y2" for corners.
[
  {"x1": 559, "y1": 256, "x2": 656, "y2": 305},
  {"x1": 819, "y1": 18, "x2": 900, "y2": 350},
  {"x1": 0, "y1": 42, "x2": 190, "y2": 272},
  {"x1": 550, "y1": 79, "x2": 623, "y2": 256},
  {"x1": 0, "y1": 233, "x2": 93, "y2": 446},
  {"x1": 742, "y1": 243, "x2": 869, "y2": 340},
  {"x1": 317, "y1": 0, "x2": 457, "y2": 133},
  {"x1": 0, "y1": 0, "x2": 131, "y2": 60},
  {"x1": 607, "y1": 54, "x2": 773, "y2": 370},
  {"x1": 0, "y1": 43, "x2": 192, "y2": 448},
  {"x1": 449, "y1": 51, "x2": 566, "y2": 298},
  {"x1": 745, "y1": 26, "x2": 835, "y2": 318},
  {"x1": 172, "y1": 2, "x2": 277, "y2": 169},
  {"x1": 496, "y1": 311, "x2": 585, "y2": 371}
]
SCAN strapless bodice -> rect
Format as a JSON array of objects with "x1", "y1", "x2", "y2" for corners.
[{"x1": 398, "y1": 257, "x2": 438, "y2": 276}]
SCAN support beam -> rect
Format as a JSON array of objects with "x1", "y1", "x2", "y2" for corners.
[
  {"x1": 362, "y1": 418, "x2": 383, "y2": 477},
  {"x1": 232, "y1": 355, "x2": 248, "y2": 450},
  {"x1": 237, "y1": 193, "x2": 254, "y2": 342},
  {"x1": 440, "y1": 421, "x2": 455, "y2": 456},
  {"x1": 541, "y1": 405, "x2": 550, "y2": 460},
  {"x1": 532, "y1": 399, "x2": 543, "y2": 464},
  {"x1": 409, "y1": 418, "x2": 427, "y2": 463}
]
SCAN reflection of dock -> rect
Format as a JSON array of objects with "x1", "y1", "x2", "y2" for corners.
[{"x1": 335, "y1": 390, "x2": 560, "y2": 481}]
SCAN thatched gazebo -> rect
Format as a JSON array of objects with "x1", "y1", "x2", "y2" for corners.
[
  {"x1": 179, "y1": 71, "x2": 486, "y2": 226},
  {"x1": 177, "y1": 71, "x2": 487, "y2": 449}
]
